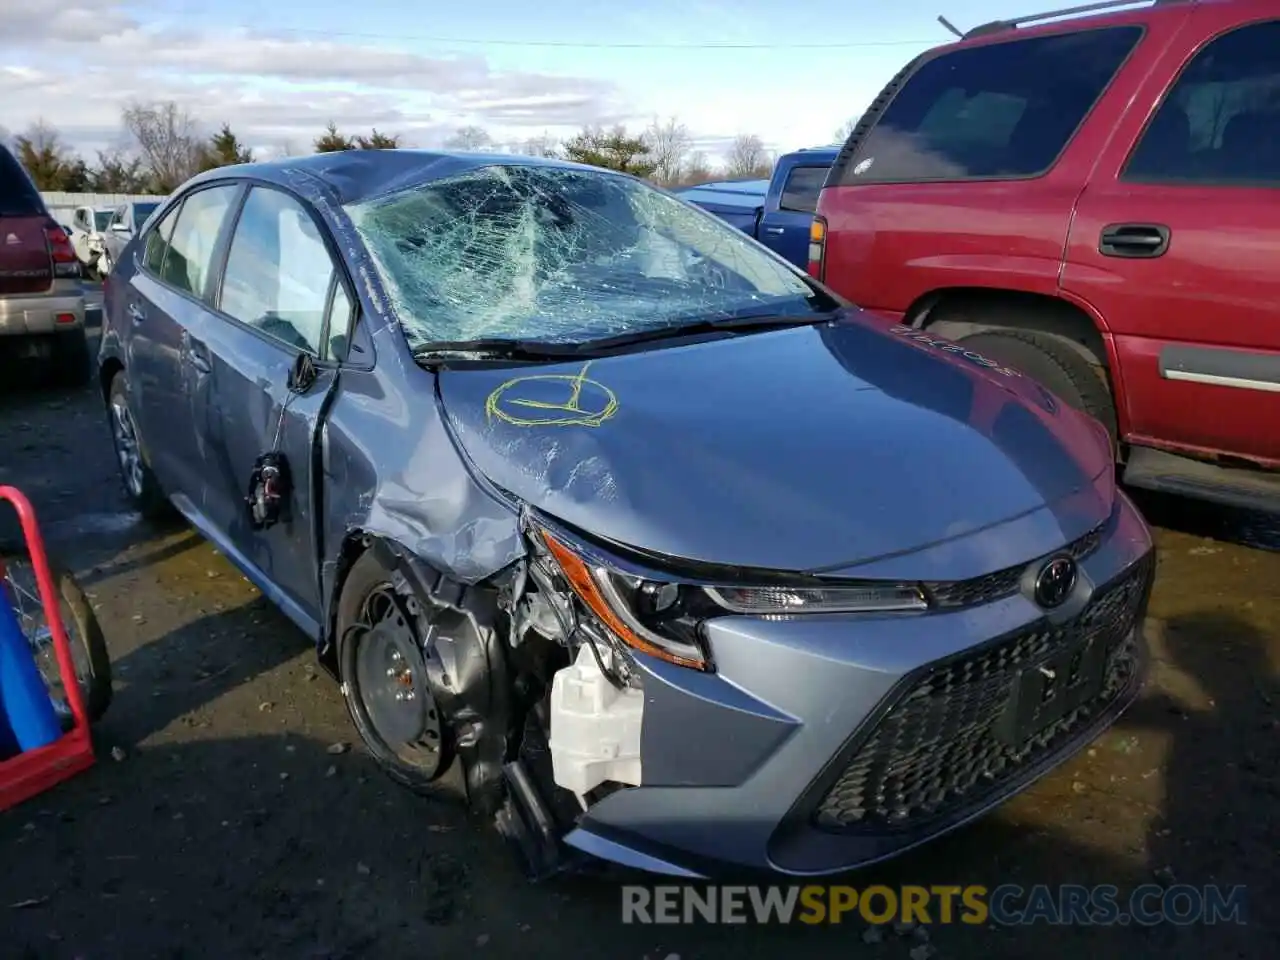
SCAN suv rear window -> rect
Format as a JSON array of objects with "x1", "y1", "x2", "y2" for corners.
[
  {"x1": 0, "y1": 145, "x2": 46, "y2": 217},
  {"x1": 834, "y1": 26, "x2": 1142, "y2": 185}
]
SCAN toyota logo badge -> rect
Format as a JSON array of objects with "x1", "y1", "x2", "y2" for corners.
[{"x1": 1034, "y1": 556, "x2": 1077, "y2": 609}]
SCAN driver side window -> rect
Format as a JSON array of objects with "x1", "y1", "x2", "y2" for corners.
[{"x1": 219, "y1": 186, "x2": 341, "y2": 356}]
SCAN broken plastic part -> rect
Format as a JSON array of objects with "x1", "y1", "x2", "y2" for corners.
[
  {"x1": 549, "y1": 643, "x2": 643, "y2": 802},
  {"x1": 344, "y1": 163, "x2": 819, "y2": 349}
]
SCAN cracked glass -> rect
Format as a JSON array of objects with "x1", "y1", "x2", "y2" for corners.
[{"x1": 345, "y1": 163, "x2": 824, "y2": 348}]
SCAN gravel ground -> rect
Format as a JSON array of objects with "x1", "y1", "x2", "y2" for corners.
[{"x1": 1, "y1": 312, "x2": 1277, "y2": 959}]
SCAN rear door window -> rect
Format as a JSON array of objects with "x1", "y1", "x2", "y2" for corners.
[
  {"x1": 160, "y1": 185, "x2": 239, "y2": 298},
  {"x1": 835, "y1": 26, "x2": 1142, "y2": 185},
  {"x1": 143, "y1": 204, "x2": 181, "y2": 274},
  {"x1": 779, "y1": 166, "x2": 829, "y2": 213},
  {"x1": 1123, "y1": 20, "x2": 1280, "y2": 185}
]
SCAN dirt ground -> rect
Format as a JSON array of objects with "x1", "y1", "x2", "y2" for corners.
[{"x1": 1, "y1": 307, "x2": 1277, "y2": 959}]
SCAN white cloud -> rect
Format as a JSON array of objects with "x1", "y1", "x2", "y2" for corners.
[{"x1": 1, "y1": 1, "x2": 635, "y2": 157}]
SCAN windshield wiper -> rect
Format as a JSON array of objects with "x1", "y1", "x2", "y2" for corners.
[
  {"x1": 562, "y1": 311, "x2": 837, "y2": 353},
  {"x1": 411, "y1": 338, "x2": 584, "y2": 365}
]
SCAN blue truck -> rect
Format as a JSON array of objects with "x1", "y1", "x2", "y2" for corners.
[{"x1": 672, "y1": 145, "x2": 838, "y2": 268}]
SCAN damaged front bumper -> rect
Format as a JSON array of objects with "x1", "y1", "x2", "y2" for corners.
[{"x1": 515, "y1": 493, "x2": 1154, "y2": 878}]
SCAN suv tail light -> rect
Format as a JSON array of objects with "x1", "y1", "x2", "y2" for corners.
[
  {"x1": 808, "y1": 216, "x2": 827, "y2": 281},
  {"x1": 43, "y1": 221, "x2": 81, "y2": 279}
]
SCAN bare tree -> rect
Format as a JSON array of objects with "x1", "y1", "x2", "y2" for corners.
[
  {"x1": 517, "y1": 132, "x2": 559, "y2": 158},
  {"x1": 834, "y1": 116, "x2": 860, "y2": 142},
  {"x1": 444, "y1": 125, "x2": 493, "y2": 151},
  {"x1": 725, "y1": 133, "x2": 773, "y2": 178},
  {"x1": 644, "y1": 115, "x2": 691, "y2": 185},
  {"x1": 680, "y1": 150, "x2": 716, "y2": 185},
  {"x1": 122, "y1": 100, "x2": 203, "y2": 192}
]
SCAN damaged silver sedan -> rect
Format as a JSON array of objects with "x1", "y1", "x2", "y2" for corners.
[{"x1": 97, "y1": 150, "x2": 1154, "y2": 878}]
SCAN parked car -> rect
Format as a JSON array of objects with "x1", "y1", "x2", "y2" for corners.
[
  {"x1": 66, "y1": 205, "x2": 114, "y2": 278},
  {"x1": 0, "y1": 144, "x2": 90, "y2": 385},
  {"x1": 98, "y1": 200, "x2": 161, "y2": 276},
  {"x1": 812, "y1": 0, "x2": 1280, "y2": 514},
  {"x1": 675, "y1": 145, "x2": 837, "y2": 267},
  {"x1": 98, "y1": 150, "x2": 1153, "y2": 878}
]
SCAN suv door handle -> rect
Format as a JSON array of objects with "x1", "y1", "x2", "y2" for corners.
[
  {"x1": 1099, "y1": 223, "x2": 1170, "y2": 258},
  {"x1": 127, "y1": 302, "x2": 146, "y2": 323},
  {"x1": 763, "y1": 226, "x2": 785, "y2": 235}
]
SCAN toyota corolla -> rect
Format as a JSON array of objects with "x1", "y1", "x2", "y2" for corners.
[{"x1": 97, "y1": 150, "x2": 1154, "y2": 878}]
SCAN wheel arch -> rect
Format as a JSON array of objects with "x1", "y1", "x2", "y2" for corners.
[{"x1": 904, "y1": 287, "x2": 1111, "y2": 371}]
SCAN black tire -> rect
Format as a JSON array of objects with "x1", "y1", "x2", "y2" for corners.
[
  {"x1": 0, "y1": 546, "x2": 112, "y2": 724},
  {"x1": 953, "y1": 328, "x2": 1117, "y2": 442},
  {"x1": 106, "y1": 369, "x2": 172, "y2": 521},
  {"x1": 335, "y1": 550, "x2": 462, "y2": 799},
  {"x1": 50, "y1": 328, "x2": 93, "y2": 388}
]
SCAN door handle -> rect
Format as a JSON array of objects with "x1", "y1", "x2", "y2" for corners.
[
  {"x1": 1099, "y1": 223, "x2": 1170, "y2": 258},
  {"x1": 186, "y1": 340, "x2": 211, "y2": 373},
  {"x1": 127, "y1": 302, "x2": 146, "y2": 323},
  {"x1": 763, "y1": 226, "x2": 785, "y2": 235}
]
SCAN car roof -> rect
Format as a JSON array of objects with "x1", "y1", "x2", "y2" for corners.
[
  {"x1": 184, "y1": 149, "x2": 609, "y2": 206},
  {"x1": 944, "y1": 0, "x2": 1206, "y2": 49}
]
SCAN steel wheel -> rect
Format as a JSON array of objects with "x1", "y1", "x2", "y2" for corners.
[
  {"x1": 110, "y1": 397, "x2": 145, "y2": 499},
  {"x1": 349, "y1": 585, "x2": 451, "y2": 779}
]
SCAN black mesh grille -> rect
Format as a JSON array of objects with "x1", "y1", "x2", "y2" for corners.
[
  {"x1": 813, "y1": 553, "x2": 1151, "y2": 832},
  {"x1": 926, "y1": 523, "x2": 1104, "y2": 610}
]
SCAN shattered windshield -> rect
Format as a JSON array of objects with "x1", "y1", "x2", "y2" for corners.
[{"x1": 345, "y1": 164, "x2": 825, "y2": 348}]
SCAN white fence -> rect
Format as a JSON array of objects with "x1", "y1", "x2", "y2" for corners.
[{"x1": 41, "y1": 191, "x2": 167, "y2": 217}]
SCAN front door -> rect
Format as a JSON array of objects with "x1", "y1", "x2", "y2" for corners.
[
  {"x1": 198, "y1": 184, "x2": 354, "y2": 632},
  {"x1": 1061, "y1": 14, "x2": 1280, "y2": 465},
  {"x1": 758, "y1": 164, "x2": 827, "y2": 267}
]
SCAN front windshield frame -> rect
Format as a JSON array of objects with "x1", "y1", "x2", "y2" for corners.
[{"x1": 344, "y1": 162, "x2": 832, "y2": 351}]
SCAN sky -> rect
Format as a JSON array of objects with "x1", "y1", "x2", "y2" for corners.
[{"x1": 2, "y1": 0, "x2": 1071, "y2": 168}]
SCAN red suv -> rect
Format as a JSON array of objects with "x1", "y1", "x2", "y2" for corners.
[
  {"x1": 812, "y1": 0, "x2": 1280, "y2": 514},
  {"x1": 0, "y1": 143, "x2": 89, "y2": 385}
]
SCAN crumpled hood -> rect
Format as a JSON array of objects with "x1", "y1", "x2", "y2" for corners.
[{"x1": 437, "y1": 311, "x2": 1114, "y2": 573}]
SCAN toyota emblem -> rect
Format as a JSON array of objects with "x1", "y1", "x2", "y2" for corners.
[{"x1": 1034, "y1": 556, "x2": 1077, "y2": 609}]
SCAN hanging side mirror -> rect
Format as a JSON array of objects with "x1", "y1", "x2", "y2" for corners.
[{"x1": 287, "y1": 351, "x2": 318, "y2": 394}]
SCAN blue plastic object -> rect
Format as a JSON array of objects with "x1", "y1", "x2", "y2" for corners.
[{"x1": 0, "y1": 583, "x2": 61, "y2": 753}]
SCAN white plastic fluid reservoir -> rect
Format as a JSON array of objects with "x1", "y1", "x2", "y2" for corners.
[{"x1": 548, "y1": 642, "x2": 644, "y2": 798}]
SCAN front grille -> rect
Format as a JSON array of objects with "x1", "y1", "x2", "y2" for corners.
[
  {"x1": 812, "y1": 553, "x2": 1151, "y2": 833},
  {"x1": 926, "y1": 523, "x2": 1105, "y2": 610}
]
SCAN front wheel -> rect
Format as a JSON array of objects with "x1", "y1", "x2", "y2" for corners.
[
  {"x1": 335, "y1": 550, "x2": 459, "y2": 797},
  {"x1": 0, "y1": 548, "x2": 112, "y2": 724}
]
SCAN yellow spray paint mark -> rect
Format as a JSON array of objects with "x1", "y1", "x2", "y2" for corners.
[{"x1": 485, "y1": 360, "x2": 619, "y2": 427}]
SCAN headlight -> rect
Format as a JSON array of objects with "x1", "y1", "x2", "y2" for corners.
[
  {"x1": 537, "y1": 528, "x2": 928, "y2": 673},
  {"x1": 704, "y1": 584, "x2": 927, "y2": 614},
  {"x1": 540, "y1": 529, "x2": 713, "y2": 671}
]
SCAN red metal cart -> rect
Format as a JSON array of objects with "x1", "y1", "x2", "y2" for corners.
[{"x1": 0, "y1": 485, "x2": 96, "y2": 810}]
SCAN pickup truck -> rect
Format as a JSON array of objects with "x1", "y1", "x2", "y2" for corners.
[{"x1": 673, "y1": 145, "x2": 837, "y2": 268}]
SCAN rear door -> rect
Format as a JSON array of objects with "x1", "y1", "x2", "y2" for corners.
[
  {"x1": 0, "y1": 148, "x2": 53, "y2": 298},
  {"x1": 198, "y1": 183, "x2": 353, "y2": 629},
  {"x1": 125, "y1": 184, "x2": 242, "y2": 503},
  {"x1": 1061, "y1": 10, "x2": 1280, "y2": 465},
  {"x1": 815, "y1": 23, "x2": 1150, "y2": 313},
  {"x1": 758, "y1": 163, "x2": 827, "y2": 267}
]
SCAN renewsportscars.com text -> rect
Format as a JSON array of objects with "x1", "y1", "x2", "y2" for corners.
[{"x1": 620, "y1": 883, "x2": 1248, "y2": 927}]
